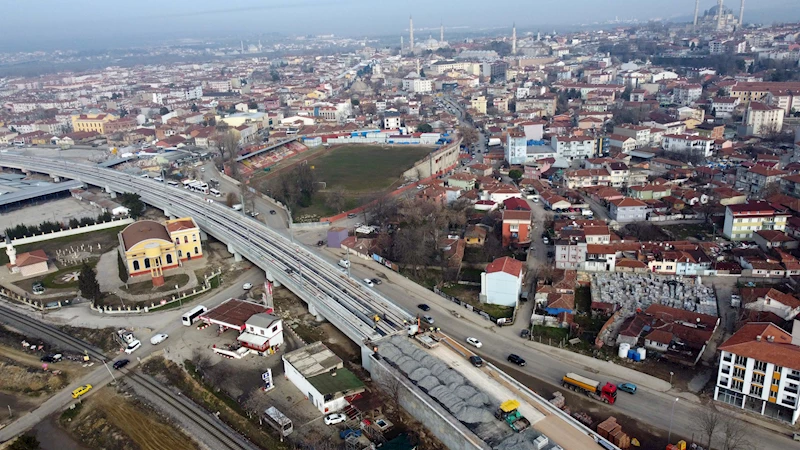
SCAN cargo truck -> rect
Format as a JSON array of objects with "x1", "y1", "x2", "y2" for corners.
[
  {"x1": 561, "y1": 372, "x2": 617, "y2": 404},
  {"x1": 495, "y1": 400, "x2": 531, "y2": 432}
]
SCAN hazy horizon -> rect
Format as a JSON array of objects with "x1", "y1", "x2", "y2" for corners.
[{"x1": 3, "y1": 0, "x2": 800, "y2": 52}]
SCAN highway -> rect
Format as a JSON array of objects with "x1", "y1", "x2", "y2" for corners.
[{"x1": 0, "y1": 154, "x2": 413, "y2": 347}]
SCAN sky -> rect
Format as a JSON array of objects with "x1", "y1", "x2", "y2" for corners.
[{"x1": 2, "y1": 0, "x2": 798, "y2": 51}]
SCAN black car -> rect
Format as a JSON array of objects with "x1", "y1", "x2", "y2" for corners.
[
  {"x1": 547, "y1": 251, "x2": 555, "y2": 258},
  {"x1": 316, "y1": 240, "x2": 324, "y2": 246},
  {"x1": 113, "y1": 359, "x2": 130, "y2": 370},
  {"x1": 469, "y1": 355, "x2": 483, "y2": 367},
  {"x1": 371, "y1": 278, "x2": 382, "y2": 285},
  {"x1": 40, "y1": 354, "x2": 61, "y2": 363},
  {"x1": 269, "y1": 210, "x2": 277, "y2": 215},
  {"x1": 417, "y1": 304, "x2": 431, "y2": 311},
  {"x1": 508, "y1": 354, "x2": 526, "y2": 366}
]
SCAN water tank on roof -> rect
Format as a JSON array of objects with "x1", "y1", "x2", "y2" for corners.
[
  {"x1": 618, "y1": 343, "x2": 630, "y2": 359},
  {"x1": 637, "y1": 347, "x2": 646, "y2": 361}
]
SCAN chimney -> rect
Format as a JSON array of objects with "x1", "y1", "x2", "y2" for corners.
[
  {"x1": 756, "y1": 335, "x2": 762, "y2": 341},
  {"x1": 767, "y1": 335, "x2": 774, "y2": 343},
  {"x1": 792, "y1": 319, "x2": 800, "y2": 346},
  {"x1": 409, "y1": 16, "x2": 414, "y2": 52},
  {"x1": 693, "y1": 0, "x2": 701, "y2": 27}
]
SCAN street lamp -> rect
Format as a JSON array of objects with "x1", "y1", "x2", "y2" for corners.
[
  {"x1": 667, "y1": 397, "x2": 679, "y2": 445},
  {"x1": 669, "y1": 371, "x2": 674, "y2": 387}
]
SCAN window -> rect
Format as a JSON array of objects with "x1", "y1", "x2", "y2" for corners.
[
  {"x1": 178, "y1": 250, "x2": 183, "y2": 257},
  {"x1": 723, "y1": 353, "x2": 733, "y2": 362},
  {"x1": 721, "y1": 365, "x2": 731, "y2": 375},
  {"x1": 734, "y1": 355, "x2": 747, "y2": 366},
  {"x1": 133, "y1": 260, "x2": 140, "y2": 271},
  {"x1": 166, "y1": 254, "x2": 173, "y2": 264},
  {"x1": 752, "y1": 373, "x2": 765, "y2": 385},
  {"x1": 175, "y1": 238, "x2": 179, "y2": 245},
  {"x1": 733, "y1": 367, "x2": 745, "y2": 379},
  {"x1": 184, "y1": 236, "x2": 188, "y2": 244},
  {"x1": 193, "y1": 234, "x2": 197, "y2": 242},
  {"x1": 144, "y1": 258, "x2": 151, "y2": 269},
  {"x1": 770, "y1": 389, "x2": 778, "y2": 400},
  {"x1": 774, "y1": 366, "x2": 782, "y2": 375},
  {"x1": 272, "y1": 326, "x2": 278, "y2": 333},
  {"x1": 754, "y1": 361, "x2": 767, "y2": 372},
  {"x1": 194, "y1": 247, "x2": 199, "y2": 255},
  {"x1": 731, "y1": 380, "x2": 744, "y2": 391}
]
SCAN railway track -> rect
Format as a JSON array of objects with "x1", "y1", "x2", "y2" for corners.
[{"x1": 0, "y1": 303, "x2": 257, "y2": 450}]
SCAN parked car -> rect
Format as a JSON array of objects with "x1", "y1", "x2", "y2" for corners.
[
  {"x1": 316, "y1": 240, "x2": 325, "y2": 247},
  {"x1": 40, "y1": 354, "x2": 62, "y2": 363},
  {"x1": 617, "y1": 382, "x2": 637, "y2": 394},
  {"x1": 423, "y1": 315, "x2": 434, "y2": 324},
  {"x1": 324, "y1": 413, "x2": 347, "y2": 425},
  {"x1": 469, "y1": 355, "x2": 483, "y2": 367},
  {"x1": 508, "y1": 354, "x2": 526, "y2": 366},
  {"x1": 113, "y1": 359, "x2": 130, "y2": 370},
  {"x1": 71, "y1": 384, "x2": 93, "y2": 399},
  {"x1": 243, "y1": 282, "x2": 253, "y2": 290},
  {"x1": 32, "y1": 282, "x2": 45, "y2": 294},
  {"x1": 417, "y1": 304, "x2": 430, "y2": 311},
  {"x1": 269, "y1": 210, "x2": 277, "y2": 215},
  {"x1": 150, "y1": 333, "x2": 169, "y2": 345},
  {"x1": 347, "y1": 213, "x2": 357, "y2": 219},
  {"x1": 124, "y1": 340, "x2": 142, "y2": 354},
  {"x1": 466, "y1": 337, "x2": 482, "y2": 348},
  {"x1": 363, "y1": 278, "x2": 374, "y2": 287},
  {"x1": 371, "y1": 278, "x2": 382, "y2": 285},
  {"x1": 520, "y1": 329, "x2": 530, "y2": 338},
  {"x1": 340, "y1": 429, "x2": 362, "y2": 439}
]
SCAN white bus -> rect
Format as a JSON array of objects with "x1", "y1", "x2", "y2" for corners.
[
  {"x1": 181, "y1": 305, "x2": 207, "y2": 326},
  {"x1": 188, "y1": 182, "x2": 209, "y2": 195},
  {"x1": 182, "y1": 179, "x2": 195, "y2": 188},
  {"x1": 167, "y1": 180, "x2": 179, "y2": 187},
  {"x1": 264, "y1": 407, "x2": 293, "y2": 437},
  {"x1": 209, "y1": 188, "x2": 221, "y2": 198}
]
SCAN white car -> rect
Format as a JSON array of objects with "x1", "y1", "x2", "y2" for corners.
[
  {"x1": 150, "y1": 333, "x2": 169, "y2": 345},
  {"x1": 243, "y1": 282, "x2": 253, "y2": 290},
  {"x1": 363, "y1": 278, "x2": 374, "y2": 287},
  {"x1": 324, "y1": 413, "x2": 347, "y2": 425},
  {"x1": 466, "y1": 337, "x2": 482, "y2": 348},
  {"x1": 124, "y1": 340, "x2": 142, "y2": 354}
]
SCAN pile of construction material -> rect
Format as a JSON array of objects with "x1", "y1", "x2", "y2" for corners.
[
  {"x1": 597, "y1": 417, "x2": 631, "y2": 449},
  {"x1": 549, "y1": 392, "x2": 565, "y2": 410},
  {"x1": 591, "y1": 273, "x2": 717, "y2": 316}
]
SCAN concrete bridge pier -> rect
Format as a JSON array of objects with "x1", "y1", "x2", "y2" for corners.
[
  {"x1": 227, "y1": 243, "x2": 242, "y2": 262},
  {"x1": 308, "y1": 302, "x2": 325, "y2": 322},
  {"x1": 50, "y1": 175, "x2": 60, "y2": 182},
  {"x1": 265, "y1": 270, "x2": 281, "y2": 288},
  {"x1": 199, "y1": 230, "x2": 208, "y2": 241},
  {"x1": 104, "y1": 185, "x2": 117, "y2": 198}
]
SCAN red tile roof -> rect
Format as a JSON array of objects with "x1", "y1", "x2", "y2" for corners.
[
  {"x1": 718, "y1": 323, "x2": 800, "y2": 370},
  {"x1": 14, "y1": 250, "x2": 48, "y2": 268},
  {"x1": 485, "y1": 256, "x2": 523, "y2": 277}
]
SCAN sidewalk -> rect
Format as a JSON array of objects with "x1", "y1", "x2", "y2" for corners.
[{"x1": 95, "y1": 250, "x2": 200, "y2": 302}]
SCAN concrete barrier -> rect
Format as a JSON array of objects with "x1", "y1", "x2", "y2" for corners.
[
  {"x1": 92, "y1": 271, "x2": 221, "y2": 314},
  {"x1": 289, "y1": 221, "x2": 331, "y2": 230}
]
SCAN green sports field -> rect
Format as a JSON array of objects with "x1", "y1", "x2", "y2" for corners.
[{"x1": 310, "y1": 145, "x2": 433, "y2": 192}]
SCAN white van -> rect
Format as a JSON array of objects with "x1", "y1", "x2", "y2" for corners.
[
  {"x1": 338, "y1": 259, "x2": 351, "y2": 269},
  {"x1": 124, "y1": 340, "x2": 142, "y2": 354}
]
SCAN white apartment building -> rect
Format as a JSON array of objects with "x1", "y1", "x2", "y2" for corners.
[
  {"x1": 661, "y1": 134, "x2": 714, "y2": 158},
  {"x1": 402, "y1": 76, "x2": 432, "y2": 93},
  {"x1": 674, "y1": 84, "x2": 703, "y2": 105},
  {"x1": 383, "y1": 111, "x2": 401, "y2": 129},
  {"x1": 712, "y1": 97, "x2": 740, "y2": 119},
  {"x1": 714, "y1": 322, "x2": 800, "y2": 425},
  {"x1": 613, "y1": 125, "x2": 651, "y2": 149},
  {"x1": 550, "y1": 135, "x2": 597, "y2": 161},
  {"x1": 506, "y1": 132, "x2": 527, "y2": 165},
  {"x1": 766, "y1": 90, "x2": 800, "y2": 116},
  {"x1": 743, "y1": 102, "x2": 785, "y2": 137}
]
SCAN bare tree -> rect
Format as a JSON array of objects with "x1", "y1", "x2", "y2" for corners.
[
  {"x1": 377, "y1": 376, "x2": 405, "y2": 424},
  {"x1": 696, "y1": 407, "x2": 722, "y2": 450},
  {"x1": 225, "y1": 192, "x2": 237, "y2": 207},
  {"x1": 325, "y1": 187, "x2": 347, "y2": 214},
  {"x1": 761, "y1": 181, "x2": 781, "y2": 198},
  {"x1": 720, "y1": 416, "x2": 751, "y2": 450},
  {"x1": 217, "y1": 130, "x2": 240, "y2": 178},
  {"x1": 191, "y1": 349, "x2": 212, "y2": 375},
  {"x1": 458, "y1": 126, "x2": 479, "y2": 147}
]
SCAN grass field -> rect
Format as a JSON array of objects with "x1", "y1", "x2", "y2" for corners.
[{"x1": 311, "y1": 145, "x2": 432, "y2": 192}]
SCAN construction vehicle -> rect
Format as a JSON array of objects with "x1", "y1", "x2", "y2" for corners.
[
  {"x1": 562, "y1": 372, "x2": 617, "y2": 404},
  {"x1": 495, "y1": 400, "x2": 531, "y2": 432}
]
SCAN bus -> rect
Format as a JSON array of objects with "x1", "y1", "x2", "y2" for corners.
[
  {"x1": 181, "y1": 305, "x2": 207, "y2": 326},
  {"x1": 209, "y1": 188, "x2": 221, "y2": 198},
  {"x1": 182, "y1": 179, "x2": 195, "y2": 188},
  {"x1": 264, "y1": 407, "x2": 293, "y2": 437},
  {"x1": 188, "y1": 182, "x2": 209, "y2": 195},
  {"x1": 167, "y1": 180, "x2": 179, "y2": 187}
]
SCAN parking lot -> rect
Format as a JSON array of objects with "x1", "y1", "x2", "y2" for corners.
[{"x1": 2, "y1": 196, "x2": 101, "y2": 229}]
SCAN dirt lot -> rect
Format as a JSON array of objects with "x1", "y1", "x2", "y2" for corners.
[{"x1": 59, "y1": 386, "x2": 199, "y2": 450}]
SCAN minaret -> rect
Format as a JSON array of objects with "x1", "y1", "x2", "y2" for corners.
[
  {"x1": 693, "y1": 0, "x2": 700, "y2": 27},
  {"x1": 512, "y1": 23, "x2": 517, "y2": 55},
  {"x1": 440, "y1": 23, "x2": 444, "y2": 43},
  {"x1": 537, "y1": 30, "x2": 541, "y2": 41},
  {"x1": 401, "y1": 36, "x2": 404, "y2": 51},
  {"x1": 258, "y1": 39, "x2": 262, "y2": 52},
  {"x1": 240, "y1": 40, "x2": 244, "y2": 53},
  {"x1": 416, "y1": 59, "x2": 421, "y2": 76},
  {"x1": 409, "y1": 16, "x2": 414, "y2": 52},
  {"x1": 738, "y1": 0, "x2": 745, "y2": 26},
  {"x1": 5, "y1": 238, "x2": 16, "y2": 267},
  {"x1": 717, "y1": 0, "x2": 725, "y2": 30}
]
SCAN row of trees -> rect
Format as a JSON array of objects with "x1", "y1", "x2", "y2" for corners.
[
  {"x1": 260, "y1": 163, "x2": 317, "y2": 209},
  {"x1": 4, "y1": 212, "x2": 114, "y2": 240}
]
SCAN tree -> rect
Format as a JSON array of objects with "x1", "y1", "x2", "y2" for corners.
[
  {"x1": 696, "y1": 408, "x2": 722, "y2": 450},
  {"x1": 621, "y1": 85, "x2": 632, "y2": 101},
  {"x1": 247, "y1": 101, "x2": 258, "y2": 110},
  {"x1": 117, "y1": 252, "x2": 129, "y2": 284},
  {"x1": 416, "y1": 123, "x2": 433, "y2": 133},
  {"x1": 158, "y1": 106, "x2": 169, "y2": 116},
  {"x1": 720, "y1": 416, "x2": 751, "y2": 450},
  {"x1": 762, "y1": 181, "x2": 781, "y2": 198},
  {"x1": 270, "y1": 70, "x2": 280, "y2": 82},
  {"x1": 508, "y1": 169, "x2": 523, "y2": 183},
  {"x1": 226, "y1": 192, "x2": 237, "y2": 207},
  {"x1": 191, "y1": 103, "x2": 199, "y2": 112},
  {"x1": 9, "y1": 434, "x2": 40, "y2": 450},
  {"x1": 458, "y1": 126, "x2": 479, "y2": 147},
  {"x1": 217, "y1": 131, "x2": 240, "y2": 179},
  {"x1": 78, "y1": 262, "x2": 101, "y2": 301},
  {"x1": 350, "y1": 98, "x2": 360, "y2": 106},
  {"x1": 363, "y1": 103, "x2": 377, "y2": 115},
  {"x1": 419, "y1": 68, "x2": 426, "y2": 78},
  {"x1": 325, "y1": 187, "x2": 347, "y2": 213},
  {"x1": 119, "y1": 192, "x2": 145, "y2": 219}
]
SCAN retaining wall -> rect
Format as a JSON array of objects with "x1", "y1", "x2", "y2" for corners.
[{"x1": 0, "y1": 218, "x2": 134, "y2": 250}]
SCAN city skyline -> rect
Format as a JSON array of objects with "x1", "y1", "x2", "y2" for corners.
[{"x1": 3, "y1": 0, "x2": 800, "y2": 51}]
